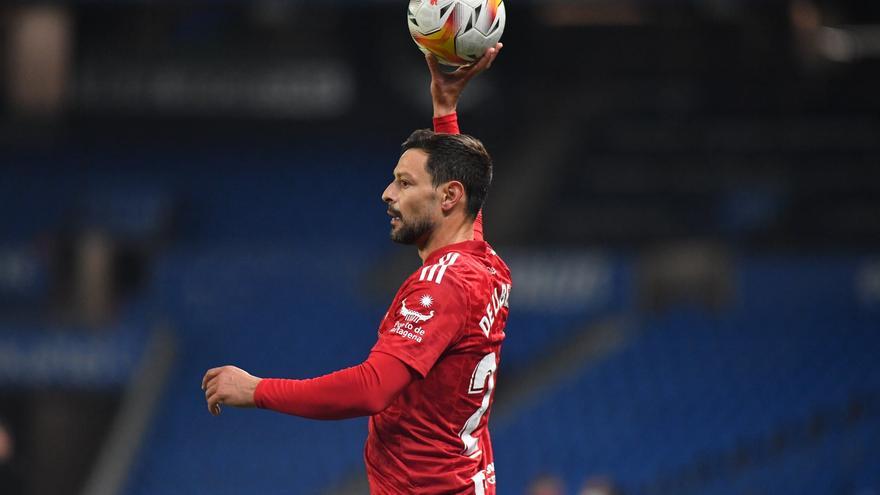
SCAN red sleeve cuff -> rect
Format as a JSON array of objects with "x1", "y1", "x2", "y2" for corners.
[
  {"x1": 433, "y1": 112, "x2": 460, "y2": 135},
  {"x1": 253, "y1": 378, "x2": 271, "y2": 409}
]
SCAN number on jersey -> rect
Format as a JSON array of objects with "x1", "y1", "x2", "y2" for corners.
[{"x1": 459, "y1": 352, "x2": 497, "y2": 457}]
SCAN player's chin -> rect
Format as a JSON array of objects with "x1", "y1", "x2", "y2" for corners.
[
  {"x1": 389, "y1": 228, "x2": 407, "y2": 244},
  {"x1": 389, "y1": 225, "x2": 414, "y2": 245}
]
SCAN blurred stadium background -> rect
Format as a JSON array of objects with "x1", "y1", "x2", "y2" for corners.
[{"x1": 1, "y1": 0, "x2": 879, "y2": 494}]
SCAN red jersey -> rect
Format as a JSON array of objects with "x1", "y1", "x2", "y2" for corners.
[{"x1": 367, "y1": 239, "x2": 511, "y2": 494}]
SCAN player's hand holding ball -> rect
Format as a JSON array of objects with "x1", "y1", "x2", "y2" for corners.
[
  {"x1": 408, "y1": 0, "x2": 506, "y2": 67},
  {"x1": 426, "y1": 42, "x2": 502, "y2": 117},
  {"x1": 202, "y1": 365, "x2": 263, "y2": 416}
]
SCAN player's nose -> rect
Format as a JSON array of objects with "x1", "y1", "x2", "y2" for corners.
[{"x1": 382, "y1": 182, "x2": 395, "y2": 204}]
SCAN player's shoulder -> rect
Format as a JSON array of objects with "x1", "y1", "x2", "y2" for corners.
[
  {"x1": 484, "y1": 243, "x2": 512, "y2": 283},
  {"x1": 408, "y1": 249, "x2": 477, "y2": 288},
  {"x1": 408, "y1": 241, "x2": 508, "y2": 291}
]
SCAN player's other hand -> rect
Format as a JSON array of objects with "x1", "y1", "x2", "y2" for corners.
[
  {"x1": 426, "y1": 42, "x2": 502, "y2": 118},
  {"x1": 201, "y1": 365, "x2": 262, "y2": 416}
]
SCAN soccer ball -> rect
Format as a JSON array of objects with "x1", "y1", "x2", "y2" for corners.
[{"x1": 407, "y1": 0, "x2": 506, "y2": 67}]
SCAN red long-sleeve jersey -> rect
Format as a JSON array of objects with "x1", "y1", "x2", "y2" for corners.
[
  {"x1": 366, "y1": 238, "x2": 510, "y2": 493},
  {"x1": 254, "y1": 112, "x2": 508, "y2": 494}
]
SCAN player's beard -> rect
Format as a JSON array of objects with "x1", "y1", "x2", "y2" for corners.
[{"x1": 390, "y1": 211, "x2": 435, "y2": 245}]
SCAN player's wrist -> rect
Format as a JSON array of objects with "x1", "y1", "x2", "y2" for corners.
[
  {"x1": 252, "y1": 377, "x2": 267, "y2": 408},
  {"x1": 247, "y1": 377, "x2": 262, "y2": 407},
  {"x1": 433, "y1": 105, "x2": 457, "y2": 118}
]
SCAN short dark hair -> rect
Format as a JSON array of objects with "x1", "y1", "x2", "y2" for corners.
[{"x1": 401, "y1": 129, "x2": 493, "y2": 219}]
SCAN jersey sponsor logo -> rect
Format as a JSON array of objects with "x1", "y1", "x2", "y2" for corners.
[
  {"x1": 479, "y1": 283, "x2": 511, "y2": 337},
  {"x1": 419, "y1": 252, "x2": 460, "y2": 284},
  {"x1": 399, "y1": 298, "x2": 435, "y2": 323},
  {"x1": 390, "y1": 320, "x2": 425, "y2": 343}
]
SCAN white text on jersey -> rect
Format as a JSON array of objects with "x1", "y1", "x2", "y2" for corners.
[{"x1": 479, "y1": 283, "x2": 511, "y2": 337}]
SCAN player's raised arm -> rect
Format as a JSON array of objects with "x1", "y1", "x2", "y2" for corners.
[
  {"x1": 426, "y1": 43, "x2": 501, "y2": 241},
  {"x1": 426, "y1": 42, "x2": 502, "y2": 121}
]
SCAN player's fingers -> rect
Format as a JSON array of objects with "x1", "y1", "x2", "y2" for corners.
[
  {"x1": 203, "y1": 372, "x2": 221, "y2": 393},
  {"x1": 486, "y1": 42, "x2": 502, "y2": 69},
  {"x1": 207, "y1": 391, "x2": 223, "y2": 416},
  {"x1": 484, "y1": 43, "x2": 501, "y2": 65},
  {"x1": 462, "y1": 47, "x2": 495, "y2": 81},
  {"x1": 205, "y1": 383, "x2": 218, "y2": 402},
  {"x1": 484, "y1": 42, "x2": 503, "y2": 65},
  {"x1": 202, "y1": 367, "x2": 222, "y2": 390},
  {"x1": 474, "y1": 44, "x2": 500, "y2": 72},
  {"x1": 479, "y1": 50, "x2": 495, "y2": 71}
]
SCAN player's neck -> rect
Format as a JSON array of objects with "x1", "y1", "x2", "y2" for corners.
[{"x1": 418, "y1": 219, "x2": 475, "y2": 263}]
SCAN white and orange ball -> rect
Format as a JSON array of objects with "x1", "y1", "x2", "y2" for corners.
[{"x1": 407, "y1": 0, "x2": 506, "y2": 67}]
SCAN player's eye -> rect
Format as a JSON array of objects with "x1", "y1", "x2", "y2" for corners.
[{"x1": 399, "y1": 179, "x2": 410, "y2": 187}]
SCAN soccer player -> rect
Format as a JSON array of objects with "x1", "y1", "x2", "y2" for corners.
[{"x1": 202, "y1": 43, "x2": 508, "y2": 494}]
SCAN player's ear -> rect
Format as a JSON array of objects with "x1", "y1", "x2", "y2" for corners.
[{"x1": 440, "y1": 181, "x2": 465, "y2": 213}]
